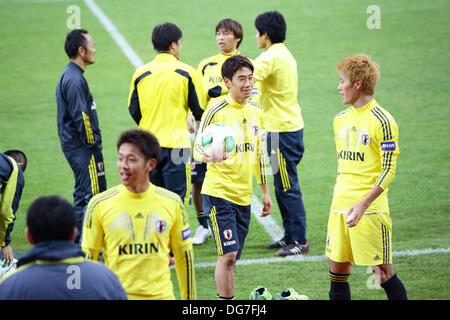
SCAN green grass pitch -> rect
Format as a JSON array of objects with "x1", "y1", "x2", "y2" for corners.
[{"x1": 0, "y1": 0, "x2": 449, "y2": 300}]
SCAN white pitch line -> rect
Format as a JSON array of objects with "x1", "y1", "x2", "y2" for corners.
[
  {"x1": 193, "y1": 247, "x2": 450, "y2": 269},
  {"x1": 84, "y1": 0, "x2": 144, "y2": 69},
  {"x1": 251, "y1": 194, "x2": 284, "y2": 241}
]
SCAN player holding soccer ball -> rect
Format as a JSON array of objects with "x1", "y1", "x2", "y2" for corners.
[
  {"x1": 190, "y1": 18, "x2": 244, "y2": 245},
  {"x1": 193, "y1": 55, "x2": 273, "y2": 300},
  {"x1": 326, "y1": 54, "x2": 407, "y2": 300}
]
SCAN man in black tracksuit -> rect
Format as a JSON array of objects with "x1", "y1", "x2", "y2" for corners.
[{"x1": 56, "y1": 29, "x2": 106, "y2": 243}]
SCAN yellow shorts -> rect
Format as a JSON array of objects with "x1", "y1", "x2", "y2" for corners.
[{"x1": 325, "y1": 211, "x2": 392, "y2": 266}]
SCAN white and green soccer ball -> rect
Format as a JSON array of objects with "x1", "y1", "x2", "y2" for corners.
[
  {"x1": 201, "y1": 123, "x2": 236, "y2": 162},
  {"x1": 0, "y1": 259, "x2": 17, "y2": 280}
]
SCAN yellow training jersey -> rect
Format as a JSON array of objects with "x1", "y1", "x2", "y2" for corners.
[
  {"x1": 331, "y1": 99, "x2": 399, "y2": 213},
  {"x1": 193, "y1": 95, "x2": 267, "y2": 206},
  {"x1": 253, "y1": 43, "x2": 304, "y2": 132},
  {"x1": 128, "y1": 53, "x2": 205, "y2": 149},
  {"x1": 81, "y1": 184, "x2": 195, "y2": 300},
  {"x1": 197, "y1": 50, "x2": 240, "y2": 106}
]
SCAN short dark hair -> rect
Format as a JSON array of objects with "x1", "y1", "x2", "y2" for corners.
[
  {"x1": 65, "y1": 29, "x2": 89, "y2": 59},
  {"x1": 4, "y1": 149, "x2": 27, "y2": 172},
  {"x1": 221, "y1": 55, "x2": 254, "y2": 81},
  {"x1": 27, "y1": 196, "x2": 76, "y2": 243},
  {"x1": 255, "y1": 11, "x2": 286, "y2": 43},
  {"x1": 152, "y1": 23, "x2": 182, "y2": 52},
  {"x1": 216, "y1": 19, "x2": 243, "y2": 49},
  {"x1": 117, "y1": 129, "x2": 160, "y2": 162}
]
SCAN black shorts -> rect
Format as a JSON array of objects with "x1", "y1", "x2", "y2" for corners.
[
  {"x1": 191, "y1": 160, "x2": 207, "y2": 183},
  {"x1": 203, "y1": 194, "x2": 251, "y2": 259},
  {"x1": 150, "y1": 147, "x2": 191, "y2": 206}
]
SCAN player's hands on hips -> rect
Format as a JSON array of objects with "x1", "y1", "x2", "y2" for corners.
[{"x1": 0, "y1": 245, "x2": 14, "y2": 266}]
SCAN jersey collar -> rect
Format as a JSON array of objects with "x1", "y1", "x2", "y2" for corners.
[
  {"x1": 121, "y1": 182, "x2": 156, "y2": 199},
  {"x1": 226, "y1": 94, "x2": 246, "y2": 109},
  {"x1": 220, "y1": 49, "x2": 240, "y2": 57},
  {"x1": 155, "y1": 53, "x2": 178, "y2": 62},
  {"x1": 353, "y1": 98, "x2": 378, "y2": 112}
]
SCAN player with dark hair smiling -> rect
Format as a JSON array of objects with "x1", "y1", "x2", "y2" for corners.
[
  {"x1": 194, "y1": 55, "x2": 272, "y2": 300},
  {"x1": 82, "y1": 129, "x2": 195, "y2": 300},
  {"x1": 190, "y1": 18, "x2": 245, "y2": 245}
]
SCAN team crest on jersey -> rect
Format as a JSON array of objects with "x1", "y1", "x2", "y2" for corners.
[
  {"x1": 361, "y1": 134, "x2": 370, "y2": 146},
  {"x1": 155, "y1": 219, "x2": 167, "y2": 234},
  {"x1": 223, "y1": 229, "x2": 233, "y2": 240}
]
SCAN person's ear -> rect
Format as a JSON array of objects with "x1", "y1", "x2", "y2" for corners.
[
  {"x1": 69, "y1": 227, "x2": 78, "y2": 243},
  {"x1": 146, "y1": 158, "x2": 157, "y2": 172},
  {"x1": 223, "y1": 77, "x2": 232, "y2": 89},
  {"x1": 78, "y1": 45, "x2": 86, "y2": 58},
  {"x1": 25, "y1": 227, "x2": 35, "y2": 245}
]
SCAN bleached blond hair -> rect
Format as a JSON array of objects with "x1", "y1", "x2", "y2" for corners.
[{"x1": 337, "y1": 53, "x2": 380, "y2": 95}]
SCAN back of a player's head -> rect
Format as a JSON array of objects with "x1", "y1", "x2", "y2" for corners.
[
  {"x1": 337, "y1": 53, "x2": 380, "y2": 96},
  {"x1": 65, "y1": 28, "x2": 89, "y2": 59},
  {"x1": 117, "y1": 129, "x2": 160, "y2": 162},
  {"x1": 216, "y1": 19, "x2": 243, "y2": 48},
  {"x1": 4, "y1": 149, "x2": 27, "y2": 172},
  {"x1": 27, "y1": 196, "x2": 76, "y2": 243},
  {"x1": 222, "y1": 55, "x2": 254, "y2": 81},
  {"x1": 152, "y1": 22, "x2": 182, "y2": 52},
  {"x1": 255, "y1": 11, "x2": 286, "y2": 43}
]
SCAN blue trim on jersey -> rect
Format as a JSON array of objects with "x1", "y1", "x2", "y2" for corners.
[
  {"x1": 376, "y1": 150, "x2": 393, "y2": 186},
  {"x1": 371, "y1": 107, "x2": 392, "y2": 141},
  {"x1": 201, "y1": 100, "x2": 228, "y2": 131}
]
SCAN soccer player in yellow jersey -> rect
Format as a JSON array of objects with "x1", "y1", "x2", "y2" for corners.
[
  {"x1": 193, "y1": 55, "x2": 273, "y2": 300},
  {"x1": 128, "y1": 22, "x2": 205, "y2": 206},
  {"x1": 197, "y1": 19, "x2": 244, "y2": 106},
  {"x1": 82, "y1": 129, "x2": 195, "y2": 300},
  {"x1": 190, "y1": 19, "x2": 244, "y2": 245},
  {"x1": 253, "y1": 11, "x2": 308, "y2": 256},
  {"x1": 326, "y1": 54, "x2": 407, "y2": 300}
]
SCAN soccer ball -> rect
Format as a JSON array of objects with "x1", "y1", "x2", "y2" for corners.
[
  {"x1": 0, "y1": 259, "x2": 17, "y2": 280},
  {"x1": 201, "y1": 123, "x2": 236, "y2": 162}
]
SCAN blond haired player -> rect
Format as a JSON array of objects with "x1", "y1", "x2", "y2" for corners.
[{"x1": 326, "y1": 54, "x2": 407, "y2": 300}]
